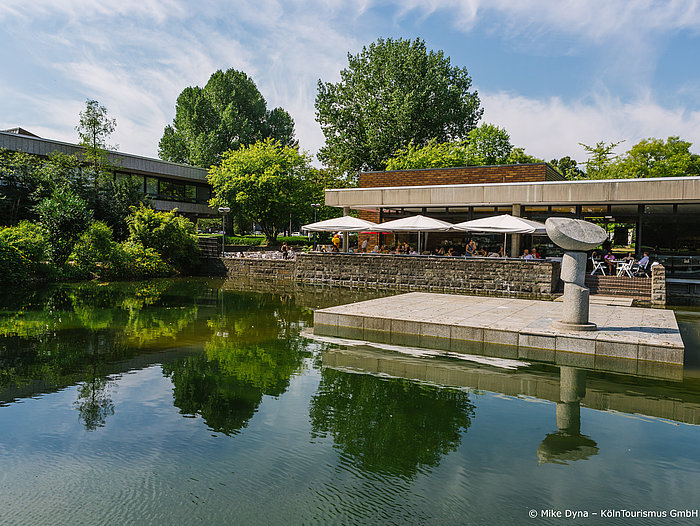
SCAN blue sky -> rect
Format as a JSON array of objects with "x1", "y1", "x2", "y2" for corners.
[{"x1": 2, "y1": 0, "x2": 700, "y2": 165}]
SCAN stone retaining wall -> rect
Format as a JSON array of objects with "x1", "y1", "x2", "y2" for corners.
[{"x1": 215, "y1": 253, "x2": 561, "y2": 298}]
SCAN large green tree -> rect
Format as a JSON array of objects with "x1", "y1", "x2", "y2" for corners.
[
  {"x1": 315, "y1": 37, "x2": 483, "y2": 173},
  {"x1": 159, "y1": 69, "x2": 296, "y2": 168},
  {"x1": 208, "y1": 139, "x2": 314, "y2": 242}
]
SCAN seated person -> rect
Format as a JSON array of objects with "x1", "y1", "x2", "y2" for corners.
[
  {"x1": 638, "y1": 252, "x2": 650, "y2": 267},
  {"x1": 478, "y1": 248, "x2": 488, "y2": 257},
  {"x1": 371, "y1": 245, "x2": 380, "y2": 253},
  {"x1": 522, "y1": 249, "x2": 534, "y2": 260},
  {"x1": 604, "y1": 250, "x2": 616, "y2": 273},
  {"x1": 447, "y1": 247, "x2": 455, "y2": 256},
  {"x1": 465, "y1": 238, "x2": 477, "y2": 256},
  {"x1": 436, "y1": 246, "x2": 446, "y2": 256},
  {"x1": 532, "y1": 248, "x2": 541, "y2": 259},
  {"x1": 622, "y1": 252, "x2": 634, "y2": 262}
]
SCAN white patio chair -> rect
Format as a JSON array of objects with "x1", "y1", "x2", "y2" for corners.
[
  {"x1": 590, "y1": 258, "x2": 606, "y2": 275},
  {"x1": 616, "y1": 259, "x2": 634, "y2": 277}
]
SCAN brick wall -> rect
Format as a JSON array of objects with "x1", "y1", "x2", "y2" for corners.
[{"x1": 359, "y1": 163, "x2": 562, "y2": 188}]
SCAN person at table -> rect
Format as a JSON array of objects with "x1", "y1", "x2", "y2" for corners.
[
  {"x1": 621, "y1": 252, "x2": 634, "y2": 262},
  {"x1": 637, "y1": 252, "x2": 650, "y2": 269},
  {"x1": 447, "y1": 247, "x2": 455, "y2": 256},
  {"x1": 522, "y1": 249, "x2": 534, "y2": 260},
  {"x1": 436, "y1": 246, "x2": 446, "y2": 256},
  {"x1": 604, "y1": 250, "x2": 616, "y2": 274},
  {"x1": 465, "y1": 238, "x2": 477, "y2": 256}
]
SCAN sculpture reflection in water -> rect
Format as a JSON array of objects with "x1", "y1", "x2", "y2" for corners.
[
  {"x1": 309, "y1": 368, "x2": 475, "y2": 477},
  {"x1": 537, "y1": 367, "x2": 599, "y2": 464}
]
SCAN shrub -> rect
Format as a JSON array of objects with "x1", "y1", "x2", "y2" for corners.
[
  {"x1": 224, "y1": 235, "x2": 266, "y2": 246},
  {"x1": 108, "y1": 241, "x2": 175, "y2": 279},
  {"x1": 0, "y1": 221, "x2": 48, "y2": 268},
  {"x1": 71, "y1": 221, "x2": 117, "y2": 277},
  {"x1": 127, "y1": 205, "x2": 200, "y2": 272},
  {"x1": 0, "y1": 236, "x2": 33, "y2": 283},
  {"x1": 36, "y1": 188, "x2": 93, "y2": 267}
]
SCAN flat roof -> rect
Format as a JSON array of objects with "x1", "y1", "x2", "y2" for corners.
[
  {"x1": 0, "y1": 130, "x2": 208, "y2": 183},
  {"x1": 325, "y1": 176, "x2": 700, "y2": 209}
]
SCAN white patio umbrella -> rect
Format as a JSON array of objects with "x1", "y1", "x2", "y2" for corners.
[
  {"x1": 452, "y1": 214, "x2": 546, "y2": 257},
  {"x1": 302, "y1": 216, "x2": 378, "y2": 232},
  {"x1": 377, "y1": 215, "x2": 454, "y2": 254}
]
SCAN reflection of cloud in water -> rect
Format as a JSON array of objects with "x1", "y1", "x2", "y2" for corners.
[{"x1": 305, "y1": 331, "x2": 528, "y2": 370}]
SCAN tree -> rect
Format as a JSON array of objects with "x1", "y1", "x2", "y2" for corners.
[
  {"x1": 159, "y1": 69, "x2": 296, "y2": 168},
  {"x1": 579, "y1": 140, "x2": 624, "y2": 179},
  {"x1": 550, "y1": 156, "x2": 585, "y2": 180},
  {"x1": 76, "y1": 99, "x2": 117, "y2": 172},
  {"x1": 467, "y1": 123, "x2": 513, "y2": 165},
  {"x1": 617, "y1": 136, "x2": 700, "y2": 178},
  {"x1": 385, "y1": 124, "x2": 536, "y2": 170},
  {"x1": 315, "y1": 37, "x2": 483, "y2": 173},
  {"x1": 36, "y1": 187, "x2": 93, "y2": 267},
  {"x1": 208, "y1": 139, "x2": 314, "y2": 243}
]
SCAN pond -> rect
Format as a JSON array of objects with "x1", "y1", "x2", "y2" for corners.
[{"x1": 1, "y1": 278, "x2": 699, "y2": 525}]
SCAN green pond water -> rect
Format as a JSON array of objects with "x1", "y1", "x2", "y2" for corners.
[{"x1": 1, "y1": 278, "x2": 699, "y2": 525}]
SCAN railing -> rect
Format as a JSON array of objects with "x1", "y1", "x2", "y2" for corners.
[{"x1": 654, "y1": 255, "x2": 700, "y2": 279}]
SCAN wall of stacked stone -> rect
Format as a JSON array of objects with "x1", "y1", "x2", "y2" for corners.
[
  {"x1": 293, "y1": 253, "x2": 561, "y2": 297},
  {"x1": 651, "y1": 264, "x2": 667, "y2": 305},
  {"x1": 215, "y1": 254, "x2": 560, "y2": 297},
  {"x1": 221, "y1": 258, "x2": 296, "y2": 281}
]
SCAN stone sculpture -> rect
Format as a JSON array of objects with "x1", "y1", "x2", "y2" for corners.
[{"x1": 545, "y1": 217, "x2": 607, "y2": 331}]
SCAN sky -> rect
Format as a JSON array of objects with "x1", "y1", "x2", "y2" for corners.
[{"x1": 2, "y1": 0, "x2": 700, "y2": 166}]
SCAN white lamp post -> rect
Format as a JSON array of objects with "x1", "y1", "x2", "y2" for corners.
[{"x1": 218, "y1": 206, "x2": 230, "y2": 256}]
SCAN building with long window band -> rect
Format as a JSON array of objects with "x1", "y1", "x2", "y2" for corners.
[
  {"x1": 325, "y1": 163, "x2": 700, "y2": 278},
  {"x1": 1, "y1": 128, "x2": 215, "y2": 218}
]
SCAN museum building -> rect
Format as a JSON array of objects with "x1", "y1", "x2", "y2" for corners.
[
  {"x1": 325, "y1": 163, "x2": 700, "y2": 277},
  {"x1": 1, "y1": 128, "x2": 215, "y2": 218}
]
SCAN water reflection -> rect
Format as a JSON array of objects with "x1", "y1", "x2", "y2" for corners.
[
  {"x1": 0, "y1": 280, "x2": 214, "y2": 414},
  {"x1": 162, "y1": 290, "x2": 313, "y2": 435},
  {"x1": 537, "y1": 367, "x2": 599, "y2": 464},
  {"x1": 318, "y1": 343, "x2": 700, "y2": 470},
  {"x1": 309, "y1": 368, "x2": 475, "y2": 477}
]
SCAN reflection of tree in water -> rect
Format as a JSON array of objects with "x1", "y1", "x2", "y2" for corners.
[
  {"x1": 0, "y1": 280, "x2": 211, "y2": 424},
  {"x1": 75, "y1": 375, "x2": 115, "y2": 431},
  {"x1": 309, "y1": 369, "x2": 476, "y2": 477},
  {"x1": 162, "y1": 291, "x2": 312, "y2": 435}
]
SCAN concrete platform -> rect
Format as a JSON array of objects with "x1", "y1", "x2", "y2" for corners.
[{"x1": 313, "y1": 292, "x2": 685, "y2": 366}]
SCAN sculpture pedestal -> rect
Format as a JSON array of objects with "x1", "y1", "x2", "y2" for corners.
[{"x1": 552, "y1": 251, "x2": 596, "y2": 331}]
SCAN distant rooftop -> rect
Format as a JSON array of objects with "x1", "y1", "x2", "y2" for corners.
[{"x1": 1, "y1": 127, "x2": 40, "y2": 138}]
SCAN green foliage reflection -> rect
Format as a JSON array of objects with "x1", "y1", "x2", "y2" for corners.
[
  {"x1": 310, "y1": 369, "x2": 475, "y2": 477},
  {"x1": 162, "y1": 291, "x2": 312, "y2": 434}
]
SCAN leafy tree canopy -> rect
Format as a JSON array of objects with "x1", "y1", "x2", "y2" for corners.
[
  {"x1": 208, "y1": 138, "x2": 314, "y2": 242},
  {"x1": 315, "y1": 37, "x2": 483, "y2": 173},
  {"x1": 550, "y1": 156, "x2": 585, "y2": 180},
  {"x1": 159, "y1": 69, "x2": 296, "y2": 168},
  {"x1": 617, "y1": 136, "x2": 700, "y2": 178},
  {"x1": 386, "y1": 123, "x2": 539, "y2": 170}
]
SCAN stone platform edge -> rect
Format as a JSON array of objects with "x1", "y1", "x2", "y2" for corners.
[{"x1": 313, "y1": 310, "x2": 684, "y2": 369}]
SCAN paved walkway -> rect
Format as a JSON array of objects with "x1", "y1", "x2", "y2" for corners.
[{"x1": 314, "y1": 293, "x2": 684, "y2": 367}]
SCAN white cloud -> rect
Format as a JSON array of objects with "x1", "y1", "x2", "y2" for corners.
[
  {"x1": 2, "y1": 0, "x2": 700, "y2": 167},
  {"x1": 481, "y1": 90, "x2": 700, "y2": 163}
]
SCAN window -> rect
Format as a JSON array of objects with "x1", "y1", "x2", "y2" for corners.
[
  {"x1": 197, "y1": 186, "x2": 211, "y2": 204},
  {"x1": 185, "y1": 185, "x2": 197, "y2": 201},
  {"x1": 146, "y1": 177, "x2": 158, "y2": 195}
]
